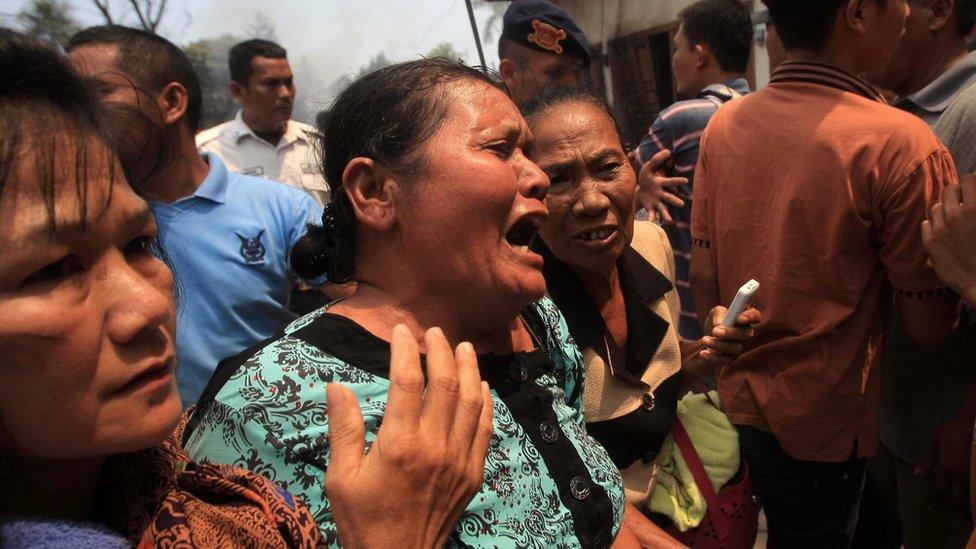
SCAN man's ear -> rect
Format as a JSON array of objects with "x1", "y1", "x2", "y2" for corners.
[
  {"x1": 229, "y1": 80, "x2": 247, "y2": 105},
  {"x1": 157, "y1": 82, "x2": 188, "y2": 127},
  {"x1": 845, "y1": 0, "x2": 872, "y2": 34},
  {"x1": 694, "y1": 43, "x2": 709, "y2": 70},
  {"x1": 499, "y1": 57, "x2": 520, "y2": 89},
  {"x1": 929, "y1": 0, "x2": 953, "y2": 32},
  {"x1": 342, "y1": 157, "x2": 399, "y2": 232}
]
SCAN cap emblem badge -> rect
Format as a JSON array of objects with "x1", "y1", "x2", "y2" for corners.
[{"x1": 527, "y1": 19, "x2": 567, "y2": 54}]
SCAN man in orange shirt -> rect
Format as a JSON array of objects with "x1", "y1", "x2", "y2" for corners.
[{"x1": 690, "y1": 0, "x2": 960, "y2": 546}]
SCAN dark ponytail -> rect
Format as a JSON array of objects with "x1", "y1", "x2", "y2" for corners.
[
  {"x1": 291, "y1": 199, "x2": 357, "y2": 282},
  {"x1": 290, "y1": 58, "x2": 506, "y2": 283}
]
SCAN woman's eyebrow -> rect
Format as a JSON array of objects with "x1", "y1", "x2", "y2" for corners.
[
  {"x1": 540, "y1": 158, "x2": 576, "y2": 176},
  {"x1": 18, "y1": 215, "x2": 87, "y2": 243},
  {"x1": 119, "y1": 206, "x2": 154, "y2": 236},
  {"x1": 587, "y1": 148, "x2": 624, "y2": 165}
]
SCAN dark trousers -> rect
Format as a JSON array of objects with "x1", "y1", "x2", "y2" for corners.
[{"x1": 738, "y1": 426, "x2": 867, "y2": 549}]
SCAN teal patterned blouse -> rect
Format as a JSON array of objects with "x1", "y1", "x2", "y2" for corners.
[{"x1": 184, "y1": 297, "x2": 624, "y2": 547}]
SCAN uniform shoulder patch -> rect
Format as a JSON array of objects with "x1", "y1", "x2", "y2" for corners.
[
  {"x1": 195, "y1": 122, "x2": 232, "y2": 147},
  {"x1": 527, "y1": 19, "x2": 567, "y2": 54}
]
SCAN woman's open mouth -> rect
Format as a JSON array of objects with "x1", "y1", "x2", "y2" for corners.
[
  {"x1": 573, "y1": 225, "x2": 619, "y2": 249},
  {"x1": 577, "y1": 227, "x2": 616, "y2": 241},
  {"x1": 506, "y1": 217, "x2": 538, "y2": 250},
  {"x1": 504, "y1": 215, "x2": 545, "y2": 268}
]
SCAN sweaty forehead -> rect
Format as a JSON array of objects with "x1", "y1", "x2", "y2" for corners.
[
  {"x1": 531, "y1": 102, "x2": 615, "y2": 153},
  {"x1": 449, "y1": 81, "x2": 526, "y2": 135}
]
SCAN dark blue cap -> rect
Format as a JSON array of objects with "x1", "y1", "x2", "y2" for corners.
[{"x1": 502, "y1": 0, "x2": 591, "y2": 62}]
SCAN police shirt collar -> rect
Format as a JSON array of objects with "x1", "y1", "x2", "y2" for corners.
[
  {"x1": 195, "y1": 152, "x2": 229, "y2": 204},
  {"x1": 231, "y1": 109, "x2": 308, "y2": 147},
  {"x1": 229, "y1": 110, "x2": 255, "y2": 144},
  {"x1": 898, "y1": 51, "x2": 976, "y2": 114}
]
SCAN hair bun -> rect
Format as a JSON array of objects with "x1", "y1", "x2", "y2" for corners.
[{"x1": 290, "y1": 201, "x2": 356, "y2": 283}]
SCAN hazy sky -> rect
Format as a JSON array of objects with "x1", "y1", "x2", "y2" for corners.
[{"x1": 2, "y1": 0, "x2": 505, "y2": 108}]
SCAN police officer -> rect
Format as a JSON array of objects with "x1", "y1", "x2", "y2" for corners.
[
  {"x1": 498, "y1": 0, "x2": 592, "y2": 106},
  {"x1": 197, "y1": 39, "x2": 329, "y2": 205}
]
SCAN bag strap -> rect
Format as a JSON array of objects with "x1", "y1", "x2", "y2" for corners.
[{"x1": 671, "y1": 417, "x2": 732, "y2": 538}]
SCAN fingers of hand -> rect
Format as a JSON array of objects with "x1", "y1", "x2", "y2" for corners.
[
  {"x1": 659, "y1": 176, "x2": 689, "y2": 189},
  {"x1": 661, "y1": 190, "x2": 686, "y2": 208},
  {"x1": 703, "y1": 335, "x2": 746, "y2": 356},
  {"x1": 711, "y1": 322, "x2": 755, "y2": 341},
  {"x1": 736, "y1": 307, "x2": 762, "y2": 326},
  {"x1": 921, "y1": 219, "x2": 934, "y2": 250},
  {"x1": 385, "y1": 324, "x2": 425, "y2": 430},
  {"x1": 465, "y1": 381, "x2": 494, "y2": 494},
  {"x1": 705, "y1": 306, "x2": 727, "y2": 332},
  {"x1": 657, "y1": 203, "x2": 674, "y2": 224},
  {"x1": 637, "y1": 161, "x2": 659, "y2": 191},
  {"x1": 648, "y1": 149, "x2": 672, "y2": 171},
  {"x1": 698, "y1": 347, "x2": 733, "y2": 366},
  {"x1": 930, "y1": 200, "x2": 947, "y2": 225},
  {"x1": 944, "y1": 183, "x2": 962, "y2": 206},
  {"x1": 325, "y1": 383, "x2": 366, "y2": 475},
  {"x1": 960, "y1": 174, "x2": 976, "y2": 204},
  {"x1": 421, "y1": 327, "x2": 461, "y2": 441},
  {"x1": 449, "y1": 341, "x2": 485, "y2": 454}
]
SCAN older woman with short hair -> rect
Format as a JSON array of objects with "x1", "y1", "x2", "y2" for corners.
[
  {"x1": 522, "y1": 87, "x2": 760, "y2": 545},
  {"x1": 184, "y1": 60, "x2": 638, "y2": 547}
]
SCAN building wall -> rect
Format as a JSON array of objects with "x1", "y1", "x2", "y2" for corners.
[{"x1": 560, "y1": 0, "x2": 698, "y2": 42}]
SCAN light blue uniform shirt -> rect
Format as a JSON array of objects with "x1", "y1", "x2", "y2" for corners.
[{"x1": 151, "y1": 153, "x2": 323, "y2": 406}]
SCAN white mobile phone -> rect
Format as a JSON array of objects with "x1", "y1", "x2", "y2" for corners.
[{"x1": 722, "y1": 279, "x2": 759, "y2": 327}]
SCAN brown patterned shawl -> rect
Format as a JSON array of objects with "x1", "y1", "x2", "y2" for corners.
[{"x1": 96, "y1": 412, "x2": 324, "y2": 548}]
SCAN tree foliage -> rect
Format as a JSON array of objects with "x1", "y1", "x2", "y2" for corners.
[
  {"x1": 16, "y1": 0, "x2": 79, "y2": 47},
  {"x1": 355, "y1": 51, "x2": 393, "y2": 79},
  {"x1": 426, "y1": 42, "x2": 464, "y2": 62},
  {"x1": 245, "y1": 10, "x2": 278, "y2": 41},
  {"x1": 88, "y1": 0, "x2": 171, "y2": 33}
]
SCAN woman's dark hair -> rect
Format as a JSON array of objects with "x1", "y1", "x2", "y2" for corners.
[
  {"x1": 291, "y1": 58, "x2": 506, "y2": 283},
  {"x1": 0, "y1": 27, "x2": 117, "y2": 234},
  {"x1": 520, "y1": 86, "x2": 625, "y2": 148}
]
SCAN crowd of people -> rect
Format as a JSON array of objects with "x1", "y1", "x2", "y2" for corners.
[{"x1": 1, "y1": 0, "x2": 975, "y2": 547}]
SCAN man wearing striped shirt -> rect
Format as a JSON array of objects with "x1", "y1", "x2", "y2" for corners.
[{"x1": 635, "y1": 0, "x2": 754, "y2": 342}]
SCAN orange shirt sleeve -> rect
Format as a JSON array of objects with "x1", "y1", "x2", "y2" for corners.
[
  {"x1": 690, "y1": 127, "x2": 711, "y2": 246},
  {"x1": 876, "y1": 148, "x2": 956, "y2": 293}
]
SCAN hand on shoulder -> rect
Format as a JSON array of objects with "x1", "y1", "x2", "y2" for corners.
[{"x1": 922, "y1": 174, "x2": 976, "y2": 306}]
